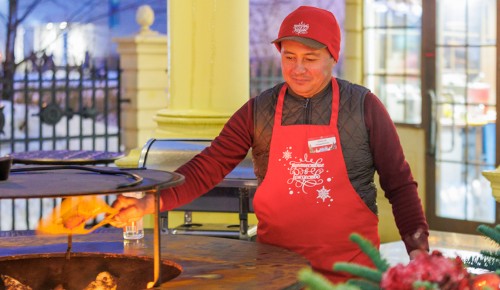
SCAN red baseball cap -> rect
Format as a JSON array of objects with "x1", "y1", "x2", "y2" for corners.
[{"x1": 272, "y1": 6, "x2": 341, "y2": 61}]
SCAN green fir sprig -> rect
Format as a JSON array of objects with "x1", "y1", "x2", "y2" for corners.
[
  {"x1": 477, "y1": 224, "x2": 500, "y2": 245},
  {"x1": 298, "y1": 233, "x2": 388, "y2": 289},
  {"x1": 479, "y1": 249, "x2": 500, "y2": 259},
  {"x1": 464, "y1": 256, "x2": 499, "y2": 272},
  {"x1": 297, "y1": 268, "x2": 359, "y2": 290},
  {"x1": 463, "y1": 224, "x2": 500, "y2": 271},
  {"x1": 345, "y1": 278, "x2": 381, "y2": 290},
  {"x1": 333, "y1": 263, "x2": 382, "y2": 283},
  {"x1": 331, "y1": 233, "x2": 389, "y2": 283},
  {"x1": 349, "y1": 234, "x2": 390, "y2": 272}
]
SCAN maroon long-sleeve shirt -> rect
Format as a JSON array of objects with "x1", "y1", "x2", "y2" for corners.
[{"x1": 160, "y1": 91, "x2": 429, "y2": 254}]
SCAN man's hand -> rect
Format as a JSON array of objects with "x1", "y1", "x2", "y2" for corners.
[
  {"x1": 110, "y1": 193, "x2": 155, "y2": 228},
  {"x1": 409, "y1": 249, "x2": 428, "y2": 260}
]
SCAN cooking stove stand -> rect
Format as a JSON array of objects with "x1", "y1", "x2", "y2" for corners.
[
  {"x1": 0, "y1": 166, "x2": 184, "y2": 289},
  {"x1": 148, "y1": 190, "x2": 162, "y2": 288}
]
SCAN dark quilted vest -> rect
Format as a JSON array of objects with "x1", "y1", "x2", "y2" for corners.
[{"x1": 252, "y1": 78, "x2": 378, "y2": 214}]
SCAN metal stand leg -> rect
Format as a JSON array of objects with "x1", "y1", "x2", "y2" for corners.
[
  {"x1": 147, "y1": 192, "x2": 162, "y2": 288},
  {"x1": 160, "y1": 211, "x2": 169, "y2": 234},
  {"x1": 183, "y1": 211, "x2": 193, "y2": 224},
  {"x1": 238, "y1": 187, "x2": 249, "y2": 240}
]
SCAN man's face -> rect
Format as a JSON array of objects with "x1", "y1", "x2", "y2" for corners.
[{"x1": 280, "y1": 40, "x2": 336, "y2": 98}]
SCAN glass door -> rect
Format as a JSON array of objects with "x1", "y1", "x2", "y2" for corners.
[{"x1": 424, "y1": 0, "x2": 499, "y2": 233}]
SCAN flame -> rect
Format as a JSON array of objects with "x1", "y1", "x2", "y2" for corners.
[{"x1": 36, "y1": 195, "x2": 118, "y2": 235}]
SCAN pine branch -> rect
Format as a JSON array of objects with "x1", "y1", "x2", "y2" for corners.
[
  {"x1": 466, "y1": 224, "x2": 500, "y2": 272},
  {"x1": 346, "y1": 279, "x2": 381, "y2": 290},
  {"x1": 333, "y1": 263, "x2": 383, "y2": 283},
  {"x1": 298, "y1": 268, "x2": 335, "y2": 290},
  {"x1": 349, "y1": 233, "x2": 390, "y2": 272},
  {"x1": 477, "y1": 224, "x2": 500, "y2": 245},
  {"x1": 297, "y1": 268, "x2": 359, "y2": 290},
  {"x1": 463, "y1": 256, "x2": 500, "y2": 272},
  {"x1": 479, "y1": 250, "x2": 500, "y2": 259}
]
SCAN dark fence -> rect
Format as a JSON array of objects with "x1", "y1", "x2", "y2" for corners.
[
  {"x1": 0, "y1": 63, "x2": 122, "y2": 155},
  {"x1": 0, "y1": 62, "x2": 122, "y2": 231}
]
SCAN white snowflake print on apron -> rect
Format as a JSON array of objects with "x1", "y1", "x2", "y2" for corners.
[{"x1": 279, "y1": 146, "x2": 334, "y2": 206}]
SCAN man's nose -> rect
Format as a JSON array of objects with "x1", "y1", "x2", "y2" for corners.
[{"x1": 293, "y1": 61, "x2": 306, "y2": 73}]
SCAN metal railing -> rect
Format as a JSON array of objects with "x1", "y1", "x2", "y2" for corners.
[
  {"x1": 0, "y1": 61, "x2": 123, "y2": 231},
  {"x1": 0, "y1": 62, "x2": 122, "y2": 155}
]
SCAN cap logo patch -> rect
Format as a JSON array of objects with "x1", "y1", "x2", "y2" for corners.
[{"x1": 293, "y1": 21, "x2": 309, "y2": 35}]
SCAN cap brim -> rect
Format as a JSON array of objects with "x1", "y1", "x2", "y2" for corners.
[{"x1": 271, "y1": 36, "x2": 326, "y2": 49}]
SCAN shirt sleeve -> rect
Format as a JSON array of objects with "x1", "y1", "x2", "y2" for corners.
[
  {"x1": 159, "y1": 99, "x2": 254, "y2": 211},
  {"x1": 364, "y1": 92, "x2": 430, "y2": 254}
]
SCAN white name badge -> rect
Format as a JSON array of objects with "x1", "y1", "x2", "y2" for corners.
[{"x1": 308, "y1": 136, "x2": 337, "y2": 153}]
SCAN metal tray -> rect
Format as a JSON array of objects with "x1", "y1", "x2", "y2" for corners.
[{"x1": 0, "y1": 166, "x2": 184, "y2": 199}]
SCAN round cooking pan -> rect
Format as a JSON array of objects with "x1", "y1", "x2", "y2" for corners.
[{"x1": 0, "y1": 252, "x2": 182, "y2": 290}]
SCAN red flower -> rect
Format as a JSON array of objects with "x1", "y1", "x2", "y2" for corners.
[{"x1": 381, "y1": 250, "x2": 471, "y2": 290}]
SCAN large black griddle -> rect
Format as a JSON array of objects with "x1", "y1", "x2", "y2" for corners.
[
  {"x1": 0, "y1": 165, "x2": 185, "y2": 288},
  {"x1": 0, "y1": 166, "x2": 184, "y2": 198}
]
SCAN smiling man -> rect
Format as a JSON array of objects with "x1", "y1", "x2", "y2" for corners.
[
  {"x1": 279, "y1": 40, "x2": 336, "y2": 98},
  {"x1": 112, "y1": 5, "x2": 429, "y2": 284}
]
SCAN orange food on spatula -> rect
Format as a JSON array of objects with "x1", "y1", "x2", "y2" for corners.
[{"x1": 37, "y1": 196, "x2": 118, "y2": 235}]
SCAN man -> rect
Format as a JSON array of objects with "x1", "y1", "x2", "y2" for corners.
[{"x1": 112, "y1": 6, "x2": 429, "y2": 283}]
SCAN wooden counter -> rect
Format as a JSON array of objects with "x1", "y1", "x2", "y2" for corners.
[{"x1": 0, "y1": 230, "x2": 308, "y2": 289}]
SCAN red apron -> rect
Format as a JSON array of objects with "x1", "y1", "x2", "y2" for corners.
[{"x1": 253, "y1": 79, "x2": 380, "y2": 284}]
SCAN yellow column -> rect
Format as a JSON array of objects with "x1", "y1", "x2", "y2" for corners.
[
  {"x1": 344, "y1": 0, "x2": 364, "y2": 84},
  {"x1": 154, "y1": 0, "x2": 249, "y2": 138},
  {"x1": 113, "y1": 5, "x2": 168, "y2": 166},
  {"x1": 155, "y1": 0, "x2": 250, "y2": 229}
]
